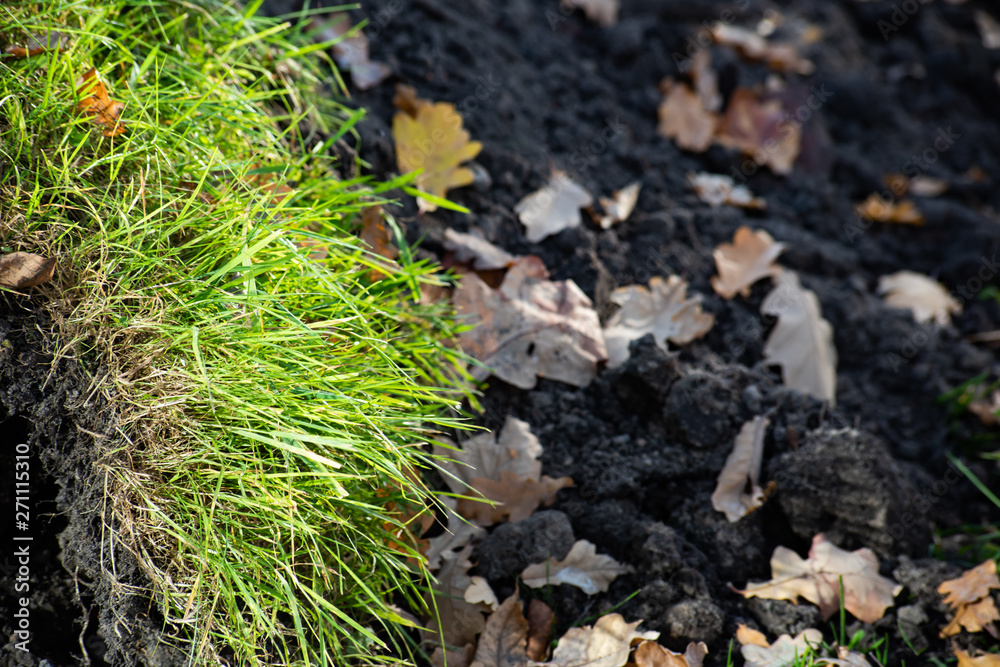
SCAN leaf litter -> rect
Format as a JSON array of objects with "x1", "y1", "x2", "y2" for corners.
[
  {"x1": 515, "y1": 170, "x2": 594, "y2": 243},
  {"x1": 711, "y1": 416, "x2": 771, "y2": 522},
  {"x1": 938, "y1": 558, "x2": 1000, "y2": 637},
  {"x1": 520, "y1": 539, "x2": 633, "y2": 595},
  {"x1": 877, "y1": 270, "x2": 962, "y2": 326}
]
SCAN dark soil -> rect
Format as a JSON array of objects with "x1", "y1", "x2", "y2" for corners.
[{"x1": 5, "y1": 0, "x2": 1000, "y2": 665}]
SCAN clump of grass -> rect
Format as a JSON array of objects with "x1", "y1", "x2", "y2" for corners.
[{"x1": 1, "y1": 1, "x2": 471, "y2": 665}]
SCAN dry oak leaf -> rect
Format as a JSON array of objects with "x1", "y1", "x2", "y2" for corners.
[
  {"x1": 816, "y1": 647, "x2": 873, "y2": 667},
  {"x1": 709, "y1": 22, "x2": 815, "y2": 75},
  {"x1": 529, "y1": 614, "x2": 659, "y2": 667},
  {"x1": 470, "y1": 591, "x2": 530, "y2": 667},
  {"x1": 711, "y1": 416, "x2": 769, "y2": 522},
  {"x1": 359, "y1": 205, "x2": 399, "y2": 281},
  {"x1": 938, "y1": 558, "x2": 1000, "y2": 637},
  {"x1": 603, "y1": 275, "x2": 714, "y2": 368},
  {"x1": 957, "y1": 650, "x2": 1000, "y2": 667},
  {"x1": 445, "y1": 229, "x2": 517, "y2": 271},
  {"x1": 424, "y1": 496, "x2": 487, "y2": 571},
  {"x1": 0, "y1": 252, "x2": 56, "y2": 289},
  {"x1": 521, "y1": 540, "x2": 633, "y2": 595},
  {"x1": 561, "y1": 0, "x2": 619, "y2": 27},
  {"x1": 715, "y1": 88, "x2": 801, "y2": 175},
  {"x1": 433, "y1": 416, "x2": 543, "y2": 495},
  {"x1": 884, "y1": 173, "x2": 949, "y2": 198},
  {"x1": 761, "y1": 271, "x2": 838, "y2": 405},
  {"x1": 515, "y1": 171, "x2": 594, "y2": 243},
  {"x1": 466, "y1": 576, "x2": 501, "y2": 612},
  {"x1": 319, "y1": 14, "x2": 391, "y2": 91},
  {"x1": 392, "y1": 85, "x2": 482, "y2": 213},
  {"x1": 854, "y1": 194, "x2": 924, "y2": 225},
  {"x1": 739, "y1": 629, "x2": 822, "y2": 667},
  {"x1": 657, "y1": 80, "x2": 717, "y2": 153},
  {"x1": 432, "y1": 644, "x2": 476, "y2": 667},
  {"x1": 527, "y1": 600, "x2": 555, "y2": 662},
  {"x1": 738, "y1": 533, "x2": 902, "y2": 624},
  {"x1": 457, "y1": 470, "x2": 573, "y2": 526},
  {"x1": 455, "y1": 255, "x2": 607, "y2": 389},
  {"x1": 424, "y1": 545, "x2": 489, "y2": 649},
  {"x1": 735, "y1": 624, "x2": 770, "y2": 648},
  {"x1": 689, "y1": 172, "x2": 766, "y2": 210},
  {"x1": 711, "y1": 227, "x2": 785, "y2": 299},
  {"x1": 77, "y1": 68, "x2": 125, "y2": 137},
  {"x1": 634, "y1": 640, "x2": 708, "y2": 667},
  {"x1": 877, "y1": 270, "x2": 962, "y2": 326},
  {"x1": 598, "y1": 182, "x2": 641, "y2": 229},
  {"x1": 3, "y1": 32, "x2": 65, "y2": 58}
]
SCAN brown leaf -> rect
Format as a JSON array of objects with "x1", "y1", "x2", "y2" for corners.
[
  {"x1": 597, "y1": 182, "x2": 641, "y2": 229},
  {"x1": 956, "y1": 650, "x2": 1000, "y2": 667},
  {"x1": 710, "y1": 227, "x2": 785, "y2": 299},
  {"x1": 532, "y1": 614, "x2": 659, "y2": 667},
  {"x1": 527, "y1": 600, "x2": 555, "y2": 662},
  {"x1": 0, "y1": 252, "x2": 56, "y2": 289},
  {"x1": 3, "y1": 32, "x2": 65, "y2": 58},
  {"x1": 444, "y1": 229, "x2": 517, "y2": 271},
  {"x1": 689, "y1": 50, "x2": 721, "y2": 113},
  {"x1": 424, "y1": 546, "x2": 489, "y2": 649},
  {"x1": 603, "y1": 275, "x2": 714, "y2": 368},
  {"x1": 817, "y1": 646, "x2": 873, "y2": 667},
  {"x1": 454, "y1": 256, "x2": 607, "y2": 389},
  {"x1": 709, "y1": 23, "x2": 814, "y2": 75},
  {"x1": 689, "y1": 172, "x2": 766, "y2": 210},
  {"x1": 739, "y1": 629, "x2": 822, "y2": 667},
  {"x1": 938, "y1": 558, "x2": 1000, "y2": 637},
  {"x1": 77, "y1": 68, "x2": 125, "y2": 137},
  {"x1": 392, "y1": 85, "x2": 482, "y2": 212},
  {"x1": 470, "y1": 591, "x2": 530, "y2": 667},
  {"x1": 515, "y1": 170, "x2": 594, "y2": 243},
  {"x1": 761, "y1": 271, "x2": 838, "y2": 405},
  {"x1": 855, "y1": 194, "x2": 924, "y2": 225},
  {"x1": 941, "y1": 597, "x2": 1000, "y2": 638},
  {"x1": 318, "y1": 15, "x2": 391, "y2": 91},
  {"x1": 457, "y1": 471, "x2": 573, "y2": 526},
  {"x1": 967, "y1": 390, "x2": 1000, "y2": 427},
  {"x1": 433, "y1": 417, "x2": 543, "y2": 495},
  {"x1": 884, "y1": 173, "x2": 949, "y2": 198},
  {"x1": 466, "y1": 576, "x2": 500, "y2": 611},
  {"x1": 634, "y1": 641, "x2": 707, "y2": 667},
  {"x1": 560, "y1": 0, "x2": 619, "y2": 27},
  {"x1": 877, "y1": 270, "x2": 962, "y2": 326},
  {"x1": 424, "y1": 497, "x2": 486, "y2": 571},
  {"x1": 735, "y1": 625, "x2": 769, "y2": 648},
  {"x1": 359, "y1": 205, "x2": 399, "y2": 280},
  {"x1": 711, "y1": 416, "x2": 770, "y2": 522},
  {"x1": 738, "y1": 534, "x2": 902, "y2": 624},
  {"x1": 657, "y1": 81, "x2": 717, "y2": 153},
  {"x1": 521, "y1": 540, "x2": 633, "y2": 595},
  {"x1": 432, "y1": 644, "x2": 476, "y2": 667},
  {"x1": 716, "y1": 88, "x2": 801, "y2": 175}
]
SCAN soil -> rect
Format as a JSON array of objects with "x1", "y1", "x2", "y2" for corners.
[{"x1": 4, "y1": 0, "x2": 1000, "y2": 665}]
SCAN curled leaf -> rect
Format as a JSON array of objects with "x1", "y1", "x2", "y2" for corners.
[{"x1": 0, "y1": 252, "x2": 56, "y2": 288}]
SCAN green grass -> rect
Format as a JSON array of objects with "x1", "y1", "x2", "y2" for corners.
[{"x1": 1, "y1": 1, "x2": 473, "y2": 665}]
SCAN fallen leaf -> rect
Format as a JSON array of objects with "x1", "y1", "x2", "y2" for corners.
[
  {"x1": 689, "y1": 50, "x2": 721, "y2": 112},
  {"x1": 711, "y1": 416, "x2": 770, "y2": 522},
  {"x1": 710, "y1": 22, "x2": 814, "y2": 75},
  {"x1": 3, "y1": 32, "x2": 65, "y2": 58},
  {"x1": 515, "y1": 171, "x2": 594, "y2": 243},
  {"x1": 77, "y1": 68, "x2": 125, "y2": 137},
  {"x1": 634, "y1": 640, "x2": 708, "y2": 667},
  {"x1": 457, "y1": 470, "x2": 573, "y2": 526},
  {"x1": 689, "y1": 172, "x2": 766, "y2": 210},
  {"x1": 393, "y1": 85, "x2": 482, "y2": 213},
  {"x1": 360, "y1": 205, "x2": 399, "y2": 280},
  {"x1": 424, "y1": 497, "x2": 487, "y2": 570},
  {"x1": 521, "y1": 540, "x2": 633, "y2": 595},
  {"x1": 598, "y1": 182, "x2": 641, "y2": 229},
  {"x1": 975, "y1": 10, "x2": 1000, "y2": 49},
  {"x1": 603, "y1": 275, "x2": 714, "y2": 368},
  {"x1": 968, "y1": 390, "x2": 1000, "y2": 427},
  {"x1": 938, "y1": 558, "x2": 1000, "y2": 637},
  {"x1": 884, "y1": 174, "x2": 949, "y2": 198},
  {"x1": 854, "y1": 194, "x2": 924, "y2": 225},
  {"x1": 455, "y1": 255, "x2": 608, "y2": 389},
  {"x1": 738, "y1": 534, "x2": 902, "y2": 623},
  {"x1": 657, "y1": 80, "x2": 716, "y2": 153},
  {"x1": 425, "y1": 546, "x2": 490, "y2": 649},
  {"x1": 466, "y1": 576, "x2": 500, "y2": 612},
  {"x1": 761, "y1": 271, "x2": 838, "y2": 405},
  {"x1": 527, "y1": 600, "x2": 555, "y2": 662},
  {"x1": 956, "y1": 650, "x2": 1000, "y2": 667},
  {"x1": 445, "y1": 229, "x2": 517, "y2": 270},
  {"x1": 560, "y1": 0, "x2": 619, "y2": 27},
  {"x1": 711, "y1": 227, "x2": 785, "y2": 299},
  {"x1": 877, "y1": 270, "x2": 962, "y2": 326},
  {"x1": 432, "y1": 644, "x2": 476, "y2": 667},
  {"x1": 740, "y1": 629, "x2": 822, "y2": 667},
  {"x1": 816, "y1": 647, "x2": 873, "y2": 667},
  {"x1": 433, "y1": 416, "x2": 543, "y2": 495},
  {"x1": 319, "y1": 14, "x2": 391, "y2": 91},
  {"x1": 716, "y1": 88, "x2": 801, "y2": 175},
  {"x1": 0, "y1": 252, "x2": 56, "y2": 288},
  {"x1": 735, "y1": 624, "x2": 770, "y2": 648},
  {"x1": 470, "y1": 591, "x2": 530, "y2": 667},
  {"x1": 530, "y1": 614, "x2": 659, "y2": 667}
]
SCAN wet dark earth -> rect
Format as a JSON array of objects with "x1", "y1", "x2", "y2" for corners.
[{"x1": 4, "y1": 0, "x2": 1000, "y2": 665}]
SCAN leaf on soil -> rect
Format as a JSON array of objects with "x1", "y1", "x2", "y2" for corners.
[
  {"x1": 603, "y1": 275, "x2": 714, "y2": 368},
  {"x1": 470, "y1": 591, "x2": 530, "y2": 667},
  {"x1": 319, "y1": 14, "x2": 391, "y2": 91},
  {"x1": 432, "y1": 644, "x2": 477, "y2": 667},
  {"x1": 433, "y1": 416, "x2": 543, "y2": 495},
  {"x1": 634, "y1": 640, "x2": 708, "y2": 667},
  {"x1": 711, "y1": 416, "x2": 770, "y2": 522},
  {"x1": 445, "y1": 229, "x2": 517, "y2": 270},
  {"x1": 738, "y1": 629, "x2": 822, "y2": 667},
  {"x1": 956, "y1": 650, "x2": 1000, "y2": 667},
  {"x1": 738, "y1": 533, "x2": 902, "y2": 624},
  {"x1": 454, "y1": 255, "x2": 607, "y2": 389},
  {"x1": 735, "y1": 625, "x2": 770, "y2": 648},
  {"x1": 3, "y1": 32, "x2": 65, "y2": 58},
  {"x1": 0, "y1": 252, "x2": 56, "y2": 289},
  {"x1": 710, "y1": 227, "x2": 785, "y2": 299},
  {"x1": 968, "y1": 390, "x2": 1000, "y2": 427},
  {"x1": 392, "y1": 85, "x2": 482, "y2": 213},
  {"x1": 530, "y1": 614, "x2": 659, "y2": 667},
  {"x1": 689, "y1": 50, "x2": 721, "y2": 112},
  {"x1": 884, "y1": 173, "x2": 949, "y2": 198},
  {"x1": 515, "y1": 170, "x2": 594, "y2": 243},
  {"x1": 975, "y1": 10, "x2": 1000, "y2": 49},
  {"x1": 527, "y1": 600, "x2": 555, "y2": 662},
  {"x1": 360, "y1": 205, "x2": 399, "y2": 280},
  {"x1": 657, "y1": 79, "x2": 717, "y2": 153},
  {"x1": 425, "y1": 545, "x2": 490, "y2": 648},
  {"x1": 854, "y1": 194, "x2": 924, "y2": 225},
  {"x1": 424, "y1": 496, "x2": 487, "y2": 570},
  {"x1": 938, "y1": 558, "x2": 1000, "y2": 637},
  {"x1": 877, "y1": 270, "x2": 962, "y2": 326},
  {"x1": 560, "y1": 0, "x2": 619, "y2": 27},
  {"x1": 715, "y1": 88, "x2": 801, "y2": 175},
  {"x1": 689, "y1": 172, "x2": 766, "y2": 210},
  {"x1": 466, "y1": 576, "x2": 501, "y2": 612},
  {"x1": 760, "y1": 271, "x2": 838, "y2": 405},
  {"x1": 77, "y1": 67, "x2": 126, "y2": 137},
  {"x1": 816, "y1": 647, "x2": 873, "y2": 667},
  {"x1": 457, "y1": 470, "x2": 573, "y2": 526},
  {"x1": 597, "y1": 182, "x2": 641, "y2": 229},
  {"x1": 709, "y1": 22, "x2": 814, "y2": 74},
  {"x1": 521, "y1": 540, "x2": 633, "y2": 595}
]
